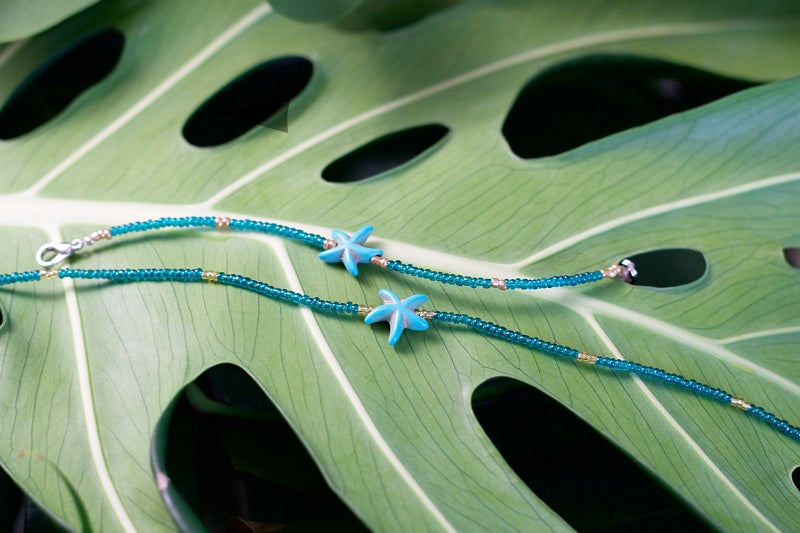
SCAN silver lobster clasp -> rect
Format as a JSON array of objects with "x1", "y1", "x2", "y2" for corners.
[{"x1": 36, "y1": 241, "x2": 76, "y2": 267}]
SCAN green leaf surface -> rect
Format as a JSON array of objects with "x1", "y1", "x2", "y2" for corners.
[
  {"x1": 1, "y1": 0, "x2": 800, "y2": 531},
  {"x1": 0, "y1": 0, "x2": 100, "y2": 43},
  {"x1": 268, "y1": 0, "x2": 364, "y2": 23}
]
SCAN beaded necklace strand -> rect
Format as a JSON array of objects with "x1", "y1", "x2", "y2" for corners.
[
  {"x1": 35, "y1": 215, "x2": 638, "y2": 286},
  {"x1": 1, "y1": 264, "x2": 798, "y2": 444}
]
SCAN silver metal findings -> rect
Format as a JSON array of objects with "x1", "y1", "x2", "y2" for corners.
[{"x1": 36, "y1": 229, "x2": 112, "y2": 267}]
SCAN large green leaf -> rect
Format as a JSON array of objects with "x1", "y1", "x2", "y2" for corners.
[{"x1": 1, "y1": 0, "x2": 800, "y2": 531}]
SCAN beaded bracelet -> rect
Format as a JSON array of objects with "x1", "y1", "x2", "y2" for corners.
[
  {"x1": 1, "y1": 266, "x2": 798, "y2": 445},
  {"x1": 34, "y1": 215, "x2": 638, "y2": 288}
]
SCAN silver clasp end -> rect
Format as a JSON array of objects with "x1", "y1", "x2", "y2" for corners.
[{"x1": 36, "y1": 241, "x2": 75, "y2": 267}]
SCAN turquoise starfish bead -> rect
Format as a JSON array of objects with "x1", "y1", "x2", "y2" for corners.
[
  {"x1": 364, "y1": 289, "x2": 429, "y2": 345},
  {"x1": 318, "y1": 225, "x2": 383, "y2": 276}
]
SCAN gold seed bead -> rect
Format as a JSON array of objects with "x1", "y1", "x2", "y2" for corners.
[
  {"x1": 602, "y1": 264, "x2": 623, "y2": 278},
  {"x1": 416, "y1": 310, "x2": 435, "y2": 319},
  {"x1": 358, "y1": 306, "x2": 373, "y2": 315},
  {"x1": 39, "y1": 269, "x2": 59, "y2": 280},
  {"x1": 323, "y1": 239, "x2": 337, "y2": 250},
  {"x1": 576, "y1": 352, "x2": 598, "y2": 364},
  {"x1": 370, "y1": 256, "x2": 388, "y2": 268},
  {"x1": 88, "y1": 229, "x2": 111, "y2": 242},
  {"x1": 602, "y1": 264, "x2": 631, "y2": 283},
  {"x1": 731, "y1": 397, "x2": 751, "y2": 410},
  {"x1": 490, "y1": 277, "x2": 507, "y2": 290},
  {"x1": 201, "y1": 270, "x2": 219, "y2": 282},
  {"x1": 215, "y1": 217, "x2": 231, "y2": 230},
  {"x1": 603, "y1": 260, "x2": 636, "y2": 283}
]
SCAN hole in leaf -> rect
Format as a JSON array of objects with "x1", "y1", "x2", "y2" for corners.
[
  {"x1": 11, "y1": 499, "x2": 71, "y2": 532},
  {"x1": 783, "y1": 248, "x2": 800, "y2": 269},
  {"x1": 0, "y1": 466, "x2": 24, "y2": 531},
  {"x1": 321, "y1": 123, "x2": 449, "y2": 183},
  {"x1": 153, "y1": 364, "x2": 367, "y2": 531},
  {"x1": 182, "y1": 56, "x2": 313, "y2": 147},
  {"x1": 625, "y1": 248, "x2": 706, "y2": 288},
  {"x1": 0, "y1": 29, "x2": 125, "y2": 140},
  {"x1": 472, "y1": 377, "x2": 713, "y2": 532},
  {"x1": 502, "y1": 55, "x2": 758, "y2": 158},
  {"x1": 792, "y1": 466, "x2": 800, "y2": 493},
  {"x1": 0, "y1": 451, "x2": 85, "y2": 532}
]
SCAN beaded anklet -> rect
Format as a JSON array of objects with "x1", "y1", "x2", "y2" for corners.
[
  {"x1": 1, "y1": 266, "x2": 798, "y2": 445},
  {"x1": 35, "y1": 215, "x2": 637, "y2": 288}
]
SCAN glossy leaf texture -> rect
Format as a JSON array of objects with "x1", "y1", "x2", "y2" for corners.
[
  {"x1": 1, "y1": 1, "x2": 800, "y2": 531},
  {"x1": 0, "y1": 0, "x2": 100, "y2": 43}
]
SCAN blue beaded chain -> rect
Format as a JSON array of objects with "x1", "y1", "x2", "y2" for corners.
[
  {"x1": 2, "y1": 266, "x2": 798, "y2": 444},
  {"x1": 35, "y1": 216, "x2": 635, "y2": 289}
]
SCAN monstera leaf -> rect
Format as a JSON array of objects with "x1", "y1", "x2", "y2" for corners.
[{"x1": 1, "y1": 0, "x2": 799, "y2": 531}]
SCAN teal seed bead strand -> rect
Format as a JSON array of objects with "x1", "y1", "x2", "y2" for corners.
[
  {"x1": 109, "y1": 216, "x2": 216, "y2": 236},
  {"x1": 109, "y1": 216, "x2": 327, "y2": 248},
  {"x1": 102, "y1": 217, "x2": 610, "y2": 290},
  {"x1": 54, "y1": 267, "x2": 360, "y2": 316},
  {"x1": 431, "y1": 313, "x2": 800, "y2": 442},
  {"x1": 385, "y1": 260, "x2": 604, "y2": 290},
  {"x1": 595, "y1": 357, "x2": 734, "y2": 403},
  {"x1": 59, "y1": 267, "x2": 205, "y2": 283},
  {"x1": 431, "y1": 311, "x2": 579, "y2": 359},
  {"x1": 385, "y1": 261, "x2": 493, "y2": 288},
  {"x1": 745, "y1": 406, "x2": 800, "y2": 441},
  {"x1": 0, "y1": 270, "x2": 42, "y2": 285},
  {"x1": 226, "y1": 218, "x2": 326, "y2": 247},
  {"x1": 49, "y1": 217, "x2": 621, "y2": 291},
  {"x1": 505, "y1": 270, "x2": 604, "y2": 289},
  {"x1": 595, "y1": 357, "x2": 800, "y2": 441},
  {"x1": 216, "y1": 273, "x2": 360, "y2": 315}
]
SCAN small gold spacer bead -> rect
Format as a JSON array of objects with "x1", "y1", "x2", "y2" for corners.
[
  {"x1": 576, "y1": 352, "x2": 598, "y2": 364},
  {"x1": 215, "y1": 217, "x2": 231, "y2": 230},
  {"x1": 731, "y1": 397, "x2": 751, "y2": 411},
  {"x1": 323, "y1": 239, "x2": 337, "y2": 250},
  {"x1": 358, "y1": 306, "x2": 374, "y2": 315},
  {"x1": 201, "y1": 270, "x2": 220, "y2": 282},
  {"x1": 415, "y1": 310, "x2": 435, "y2": 319},
  {"x1": 370, "y1": 255, "x2": 388, "y2": 268},
  {"x1": 39, "y1": 269, "x2": 59, "y2": 280},
  {"x1": 490, "y1": 277, "x2": 507, "y2": 290}
]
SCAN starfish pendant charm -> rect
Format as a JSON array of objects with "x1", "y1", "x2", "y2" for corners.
[
  {"x1": 318, "y1": 225, "x2": 383, "y2": 276},
  {"x1": 364, "y1": 289, "x2": 429, "y2": 345}
]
